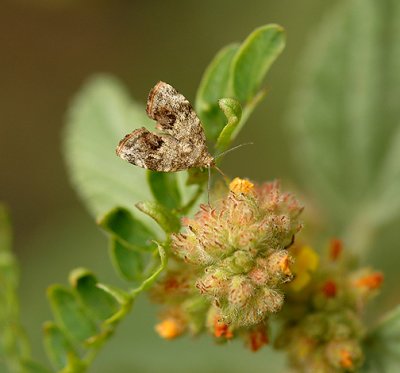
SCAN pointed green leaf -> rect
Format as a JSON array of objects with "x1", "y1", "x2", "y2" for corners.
[
  {"x1": 43, "y1": 322, "x2": 76, "y2": 370},
  {"x1": 195, "y1": 44, "x2": 239, "y2": 141},
  {"x1": 69, "y1": 269, "x2": 119, "y2": 321},
  {"x1": 110, "y1": 238, "x2": 147, "y2": 282},
  {"x1": 147, "y1": 171, "x2": 182, "y2": 209},
  {"x1": 363, "y1": 305, "x2": 400, "y2": 372},
  {"x1": 231, "y1": 24, "x2": 285, "y2": 103},
  {"x1": 98, "y1": 207, "x2": 155, "y2": 250},
  {"x1": 136, "y1": 201, "x2": 181, "y2": 233},
  {"x1": 215, "y1": 98, "x2": 242, "y2": 152},
  {"x1": 47, "y1": 285, "x2": 97, "y2": 343},
  {"x1": 63, "y1": 75, "x2": 154, "y2": 218}
]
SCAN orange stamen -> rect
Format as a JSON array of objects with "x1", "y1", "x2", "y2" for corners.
[
  {"x1": 214, "y1": 316, "x2": 233, "y2": 339},
  {"x1": 340, "y1": 349, "x2": 353, "y2": 369},
  {"x1": 355, "y1": 272, "x2": 384, "y2": 290},
  {"x1": 329, "y1": 238, "x2": 342, "y2": 261},
  {"x1": 248, "y1": 327, "x2": 269, "y2": 352},
  {"x1": 322, "y1": 280, "x2": 337, "y2": 298},
  {"x1": 279, "y1": 254, "x2": 292, "y2": 276}
]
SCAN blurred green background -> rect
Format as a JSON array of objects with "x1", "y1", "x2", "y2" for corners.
[{"x1": 2, "y1": 0, "x2": 399, "y2": 372}]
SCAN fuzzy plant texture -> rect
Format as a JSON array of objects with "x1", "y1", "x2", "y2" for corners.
[{"x1": 2, "y1": 1, "x2": 400, "y2": 372}]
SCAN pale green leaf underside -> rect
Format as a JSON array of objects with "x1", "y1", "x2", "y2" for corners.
[
  {"x1": 64, "y1": 75, "x2": 154, "y2": 218},
  {"x1": 231, "y1": 24, "x2": 285, "y2": 103},
  {"x1": 288, "y1": 0, "x2": 400, "y2": 233}
]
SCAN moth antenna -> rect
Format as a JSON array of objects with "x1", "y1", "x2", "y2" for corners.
[
  {"x1": 214, "y1": 142, "x2": 254, "y2": 160},
  {"x1": 213, "y1": 165, "x2": 228, "y2": 180}
]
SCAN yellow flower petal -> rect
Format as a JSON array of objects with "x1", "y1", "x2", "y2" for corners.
[
  {"x1": 229, "y1": 177, "x2": 254, "y2": 195},
  {"x1": 289, "y1": 246, "x2": 319, "y2": 291}
]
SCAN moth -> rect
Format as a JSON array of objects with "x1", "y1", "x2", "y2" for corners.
[{"x1": 116, "y1": 81, "x2": 215, "y2": 172}]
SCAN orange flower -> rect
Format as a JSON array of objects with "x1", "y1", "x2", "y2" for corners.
[
  {"x1": 322, "y1": 280, "x2": 337, "y2": 298},
  {"x1": 355, "y1": 272, "x2": 384, "y2": 290},
  {"x1": 213, "y1": 316, "x2": 233, "y2": 339},
  {"x1": 340, "y1": 349, "x2": 353, "y2": 369},
  {"x1": 155, "y1": 318, "x2": 185, "y2": 340},
  {"x1": 247, "y1": 326, "x2": 269, "y2": 352},
  {"x1": 329, "y1": 238, "x2": 343, "y2": 261}
]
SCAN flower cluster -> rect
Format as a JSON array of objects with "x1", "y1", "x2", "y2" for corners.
[
  {"x1": 172, "y1": 178, "x2": 303, "y2": 327},
  {"x1": 275, "y1": 240, "x2": 383, "y2": 372},
  {"x1": 150, "y1": 178, "x2": 303, "y2": 350}
]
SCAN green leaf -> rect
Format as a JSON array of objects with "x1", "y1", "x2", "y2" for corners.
[
  {"x1": 98, "y1": 207, "x2": 155, "y2": 250},
  {"x1": 131, "y1": 243, "x2": 167, "y2": 297},
  {"x1": 63, "y1": 75, "x2": 154, "y2": 218},
  {"x1": 109, "y1": 238, "x2": 146, "y2": 282},
  {"x1": 231, "y1": 24, "x2": 285, "y2": 103},
  {"x1": 288, "y1": 0, "x2": 400, "y2": 239},
  {"x1": 69, "y1": 269, "x2": 119, "y2": 321},
  {"x1": 196, "y1": 25, "x2": 285, "y2": 146},
  {"x1": 0, "y1": 204, "x2": 32, "y2": 372},
  {"x1": 96, "y1": 283, "x2": 131, "y2": 306},
  {"x1": 363, "y1": 305, "x2": 400, "y2": 372},
  {"x1": 136, "y1": 201, "x2": 181, "y2": 233},
  {"x1": 215, "y1": 98, "x2": 242, "y2": 152},
  {"x1": 147, "y1": 171, "x2": 182, "y2": 209},
  {"x1": 195, "y1": 44, "x2": 239, "y2": 141},
  {"x1": 43, "y1": 322, "x2": 76, "y2": 370},
  {"x1": 47, "y1": 285, "x2": 97, "y2": 343}
]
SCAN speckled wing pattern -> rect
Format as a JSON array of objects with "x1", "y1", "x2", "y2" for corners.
[{"x1": 116, "y1": 82, "x2": 214, "y2": 172}]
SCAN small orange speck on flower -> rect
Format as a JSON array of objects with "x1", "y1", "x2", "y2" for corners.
[
  {"x1": 340, "y1": 349, "x2": 353, "y2": 369},
  {"x1": 329, "y1": 238, "x2": 343, "y2": 261},
  {"x1": 355, "y1": 272, "x2": 384, "y2": 290},
  {"x1": 213, "y1": 316, "x2": 233, "y2": 339},
  {"x1": 155, "y1": 318, "x2": 184, "y2": 340},
  {"x1": 279, "y1": 254, "x2": 292, "y2": 276},
  {"x1": 248, "y1": 327, "x2": 269, "y2": 352},
  {"x1": 322, "y1": 280, "x2": 337, "y2": 298},
  {"x1": 229, "y1": 177, "x2": 254, "y2": 195}
]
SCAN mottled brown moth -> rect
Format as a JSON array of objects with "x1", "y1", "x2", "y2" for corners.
[{"x1": 116, "y1": 82, "x2": 215, "y2": 172}]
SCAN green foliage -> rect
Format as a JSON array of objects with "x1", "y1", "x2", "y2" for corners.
[
  {"x1": 97, "y1": 207, "x2": 156, "y2": 249},
  {"x1": 215, "y1": 98, "x2": 242, "y2": 152},
  {"x1": 135, "y1": 201, "x2": 181, "y2": 234},
  {"x1": 288, "y1": 0, "x2": 400, "y2": 247},
  {"x1": 147, "y1": 171, "x2": 182, "y2": 210},
  {"x1": 195, "y1": 44, "x2": 239, "y2": 141},
  {"x1": 109, "y1": 239, "x2": 146, "y2": 282},
  {"x1": 196, "y1": 24, "x2": 285, "y2": 146},
  {"x1": 0, "y1": 204, "x2": 46, "y2": 372}
]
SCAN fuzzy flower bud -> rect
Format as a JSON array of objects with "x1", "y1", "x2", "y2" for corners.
[{"x1": 172, "y1": 180, "x2": 303, "y2": 327}]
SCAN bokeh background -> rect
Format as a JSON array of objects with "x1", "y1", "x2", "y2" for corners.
[{"x1": 1, "y1": 1, "x2": 398, "y2": 372}]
